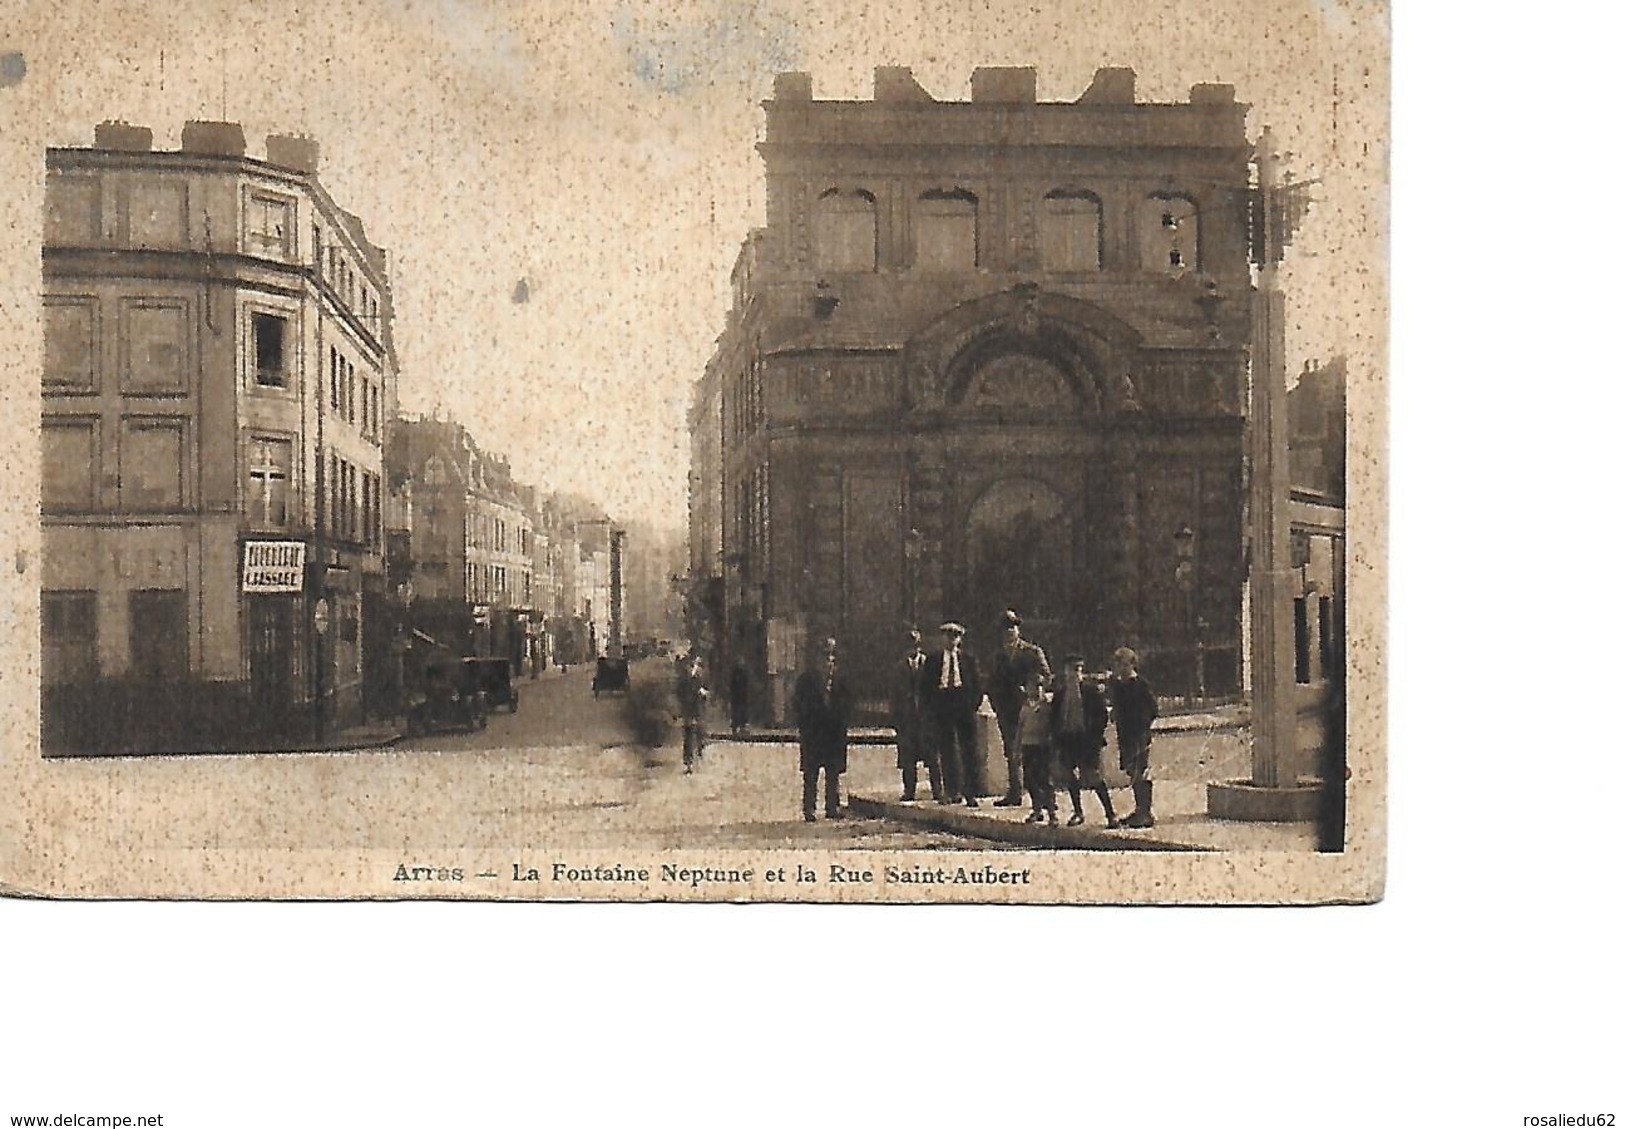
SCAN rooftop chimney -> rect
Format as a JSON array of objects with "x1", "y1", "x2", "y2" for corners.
[
  {"x1": 1079, "y1": 67, "x2": 1136, "y2": 104},
  {"x1": 266, "y1": 134, "x2": 320, "y2": 175},
  {"x1": 180, "y1": 120, "x2": 246, "y2": 157},
  {"x1": 970, "y1": 66, "x2": 1037, "y2": 103},
  {"x1": 773, "y1": 72, "x2": 813, "y2": 101},
  {"x1": 1189, "y1": 83, "x2": 1236, "y2": 105},
  {"x1": 874, "y1": 66, "x2": 934, "y2": 102},
  {"x1": 94, "y1": 121, "x2": 153, "y2": 151}
]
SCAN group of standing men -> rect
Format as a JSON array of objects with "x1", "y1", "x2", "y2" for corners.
[
  {"x1": 890, "y1": 610, "x2": 1160, "y2": 829},
  {"x1": 687, "y1": 609, "x2": 1159, "y2": 830}
]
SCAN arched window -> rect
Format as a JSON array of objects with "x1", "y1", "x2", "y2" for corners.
[
  {"x1": 915, "y1": 188, "x2": 979, "y2": 271},
  {"x1": 812, "y1": 188, "x2": 877, "y2": 272},
  {"x1": 1040, "y1": 189, "x2": 1103, "y2": 272},
  {"x1": 1141, "y1": 194, "x2": 1200, "y2": 273}
]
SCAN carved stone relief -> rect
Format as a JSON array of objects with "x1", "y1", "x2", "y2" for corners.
[{"x1": 966, "y1": 353, "x2": 1070, "y2": 411}]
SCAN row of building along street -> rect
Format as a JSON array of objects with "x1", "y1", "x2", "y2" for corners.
[{"x1": 39, "y1": 120, "x2": 682, "y2": 755}]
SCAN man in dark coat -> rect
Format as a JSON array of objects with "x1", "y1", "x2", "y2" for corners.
[
  {"x1": 729, "y1": 659, "x2": 750, "y2": 736},
  {"x1": 988, "y1": 608, "x2": 1051, "y2": 806},
  {"x1": 793, "y1": 637, "x2": 855, "y2": 822},
  {"x1": 919, "y1": 622, "x2": 984, "y2": 807},
  {"x1": 890, "y1": 628, "x2": 940, "y2": 802},
  {"x1": 675, "y1": 651, "x2": 709, "y2": 774},
  {"x1": 1108, "y1": 646, "x2": 1160, "y2": 828}
]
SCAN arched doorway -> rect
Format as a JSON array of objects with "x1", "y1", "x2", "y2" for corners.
[{"x1": 960, "y1": 478, "x2": 1071, "y2": 655}]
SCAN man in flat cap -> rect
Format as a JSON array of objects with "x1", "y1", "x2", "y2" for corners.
[
  {"x1": 792, "y1": 636, "x2": 854, "y2": 821},
  {"x1": 989, "y1": 608, "x2": 1051, "y2": 807},
  {"x1": 919, "y1": 621, "x2": 984, "y2": 807}
]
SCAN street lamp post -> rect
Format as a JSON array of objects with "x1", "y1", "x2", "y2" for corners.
[
  {"x1": 1174, "y1": 524, "x2": 1198, "y2": 702},
  {"x1": 903, "y1": 526, "x2": 923, "y2": 627}
]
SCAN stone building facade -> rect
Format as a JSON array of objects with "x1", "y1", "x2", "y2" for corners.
[
  {"x1": 387, "y1": 417, "x2": 536, "y2": 669},
  {"x1": 41, "y1": 121, "x2": 396, "y2": 751},
  {"x1": 1288, "y1": 356, "x2": 1346, "y2": 693},
  {"x1": 692, "y1": 67, "x2": 1254, "y2": 717}
]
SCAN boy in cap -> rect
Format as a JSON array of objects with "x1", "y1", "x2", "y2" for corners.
[
  {"x1": 1108, "y1": 646, "x2": 1159, "y2": 828},
  {"x1": 1051, "y1": 653, "x2": 1117, "y2": 828}
]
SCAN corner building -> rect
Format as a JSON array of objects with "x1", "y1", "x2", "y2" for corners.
[
  {"x1": 699, "y1": 67, "x2": 1253, "y2": 716},
  {"x1": 40, "y1": 121, "x2": 395, "y2": 751}
]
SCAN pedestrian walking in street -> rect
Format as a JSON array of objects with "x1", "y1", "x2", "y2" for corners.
[
  {"x1": 676, "y1": 650, "x2": 710, "y2": 774},
  {"x1": 989, "y1": 608, "x2": 1051, "y2": 807},
  {"x1": 1052, "y1": 653, "x2": 1117, "y2": 828},
  {"x1": 1108, "y1": 646, "x2": 1159, "y2": 828},
  {"x1": 729, "y1": 658, "x2": 750, "y2": 736},
  {"x1": 920, "y1": 621, "x2": 985, "y2": 807},
  {"x1": 1015, "y1": 671, "x2": 1057, "y2": 826},
  {"x1": 891, "y1": 628, "x2": 941, "y2": 802},
  {"x1": 792, "y1": 637, "x2": 854, "y2": 821}
]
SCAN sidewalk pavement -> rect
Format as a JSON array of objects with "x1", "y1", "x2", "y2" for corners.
[
  {"x1": 232, "y1": 722, "x2": 405, "y2": 755},
  {"x1": 847, "y1": 778, "x2": 1317, "y2": 853},
  {"x1": 722, "y1": 702, "x2": 1315, "y2": 852}
]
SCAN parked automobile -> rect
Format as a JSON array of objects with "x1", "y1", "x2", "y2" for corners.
[
  {"x1": 592, "y1": 656, "x2": 631, "y2": 698},
  {"x1": 465, "y1": 657, "x2": 519, "y2": 714},
  {"x1": 406, "y1": 663, "x2": 489, "y2": 735}
]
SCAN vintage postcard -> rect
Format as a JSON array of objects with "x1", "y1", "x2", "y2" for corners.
[{"x1": 0, "y1": 0, "x2": 1387, "y2": 903}]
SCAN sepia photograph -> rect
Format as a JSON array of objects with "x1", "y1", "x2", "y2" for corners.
[{"x1": 1, "y1": 0, "x2": 1385, "y2": 903}]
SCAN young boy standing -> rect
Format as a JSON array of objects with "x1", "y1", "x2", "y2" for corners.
[
  {"x1": 1108, "y1": 646, "x2": 1159, "y2": 829},
  {"x1": 1051, "y1": 653, "x2": 1117, "y2": 828}
]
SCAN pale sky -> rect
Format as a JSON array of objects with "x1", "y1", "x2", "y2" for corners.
[{"x1": 6, "y1": 0, "x2": 1387, "y2": 530}]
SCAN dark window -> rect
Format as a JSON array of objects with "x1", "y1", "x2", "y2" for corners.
[
  {"x1": 1294, "y1": 597, "x2": 1311, "y2": 684},
  {"x1": 253, "y1": 313, "x2": 286, "y2": 387},
  {"x1": 1291, "y1": 531, "x2": 1312, "y2": 568},
  {"x1": 41, "y1": 591, "x2": 98, "y2": 685},
  {"x1": 329, "y1": 452, "x2": 341, "y2": 533},
  {"x1": 1319, "y1": 596, "x2": 1336, "y2": 680}
]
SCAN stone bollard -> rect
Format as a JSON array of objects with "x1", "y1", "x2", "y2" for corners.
[{"x1": 973, "y1": 695, "x2": 1000, "y2": 799}]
